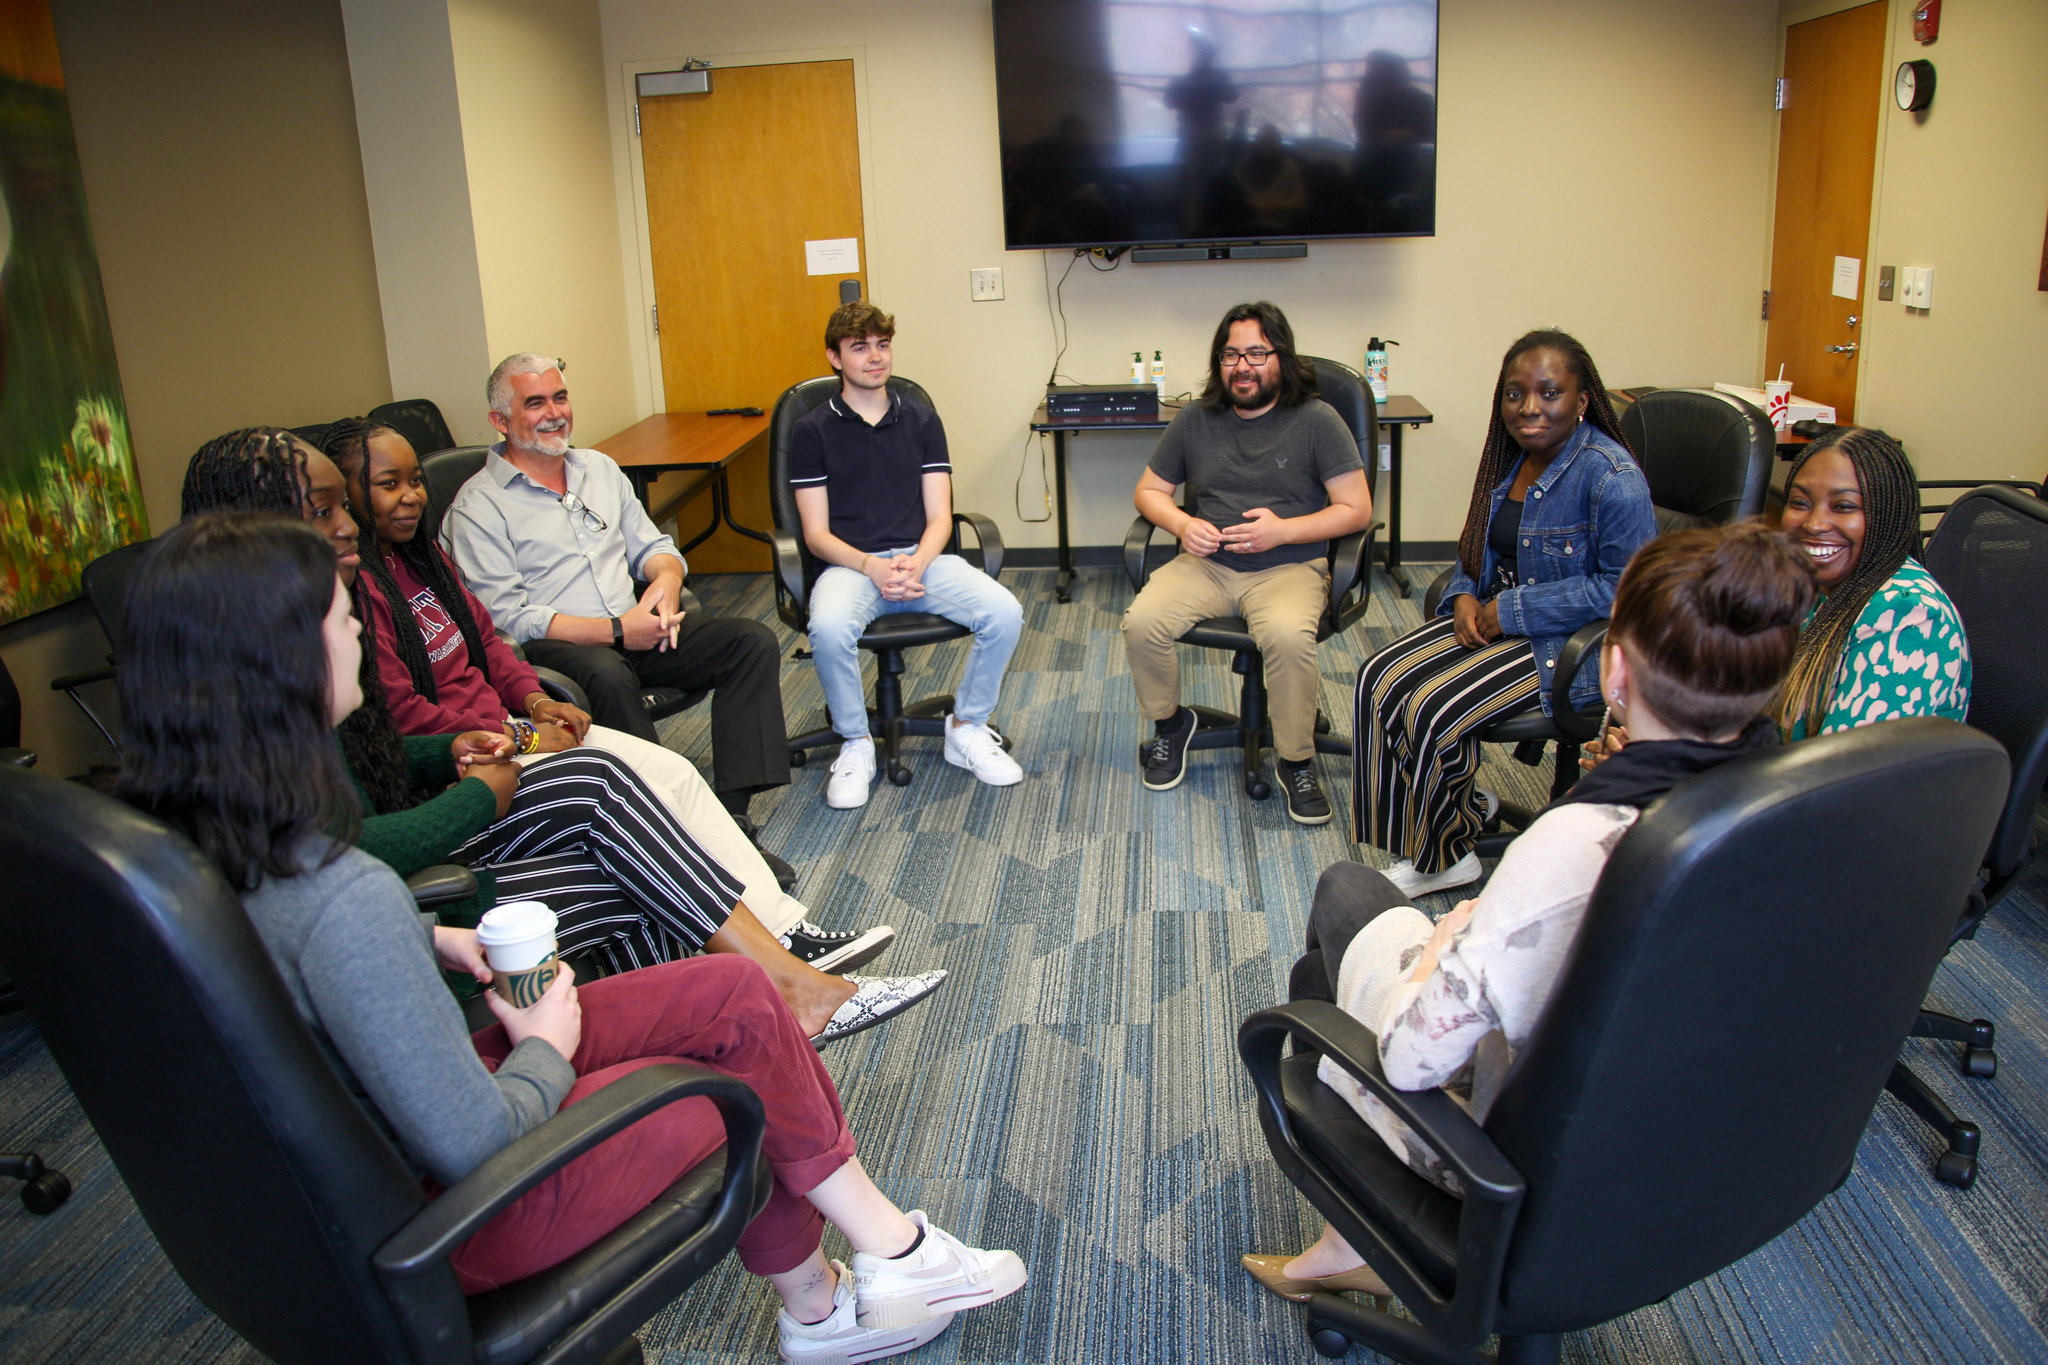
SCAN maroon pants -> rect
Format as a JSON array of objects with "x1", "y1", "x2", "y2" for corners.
[{"x1": 450, "y1": 955, "x2": 856, "y2": 1292}]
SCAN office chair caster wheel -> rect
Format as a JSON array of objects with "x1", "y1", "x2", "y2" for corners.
[
  {"x1": 1310, "y1": 1326, "x2": 1351, "y2": 1358},
  {"x1": 11, "y1": 1154, "x2": 70, "y2": 1214},
  {"x1": 888, "y1": 763, "x2": 913, "y2": 787},
  {"x1": 1962, "y1": 1047, "x2": 1997, "y2": 1080},
  {"x1": 1246, "y1": 778, "x2": 1271, "y2": 800},
  {"x1": 1934, "y1": 1151, "x2": 1976, "y2": 1189},
  {"x1": 789, "y1": 750, "x2": 807, "y2": 768}
]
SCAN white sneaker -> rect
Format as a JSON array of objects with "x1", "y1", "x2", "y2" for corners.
[
  {"x1": 1476, "y1": 787, "x2": 1500, "y2": 825},
  {"x1": 779, "y1": 1258, "x2": 954, "y2": 1364},
  {"x1": 1384, "y1": 850, "x2": 1484, "y2": 899},
  {"x1": 851, "y1": 1209, "x2": 1028, "y2": 1329},
  {"x1": 943, "y1": 716, "x2": 1022, "y2": 786},
  {"x1": 827, "y1": 737, "x2": 878, "y2": 809}
]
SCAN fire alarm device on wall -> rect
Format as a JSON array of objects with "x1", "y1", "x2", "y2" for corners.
[{"x1": 1913, "y1": 0, "x2": 1940, "y2": 45}]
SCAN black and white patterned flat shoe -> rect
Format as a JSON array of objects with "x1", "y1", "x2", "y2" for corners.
[
  {"x1": 812, "y1": 971, "x2": 948, "y2": 1048},
  {"x1": 780, "y1": 918, "x2": 897, "y2": 975}
]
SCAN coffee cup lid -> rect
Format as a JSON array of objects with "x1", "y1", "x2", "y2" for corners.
[{"x1": 476, "y1": 899, "x2": 559, "y2": 945}]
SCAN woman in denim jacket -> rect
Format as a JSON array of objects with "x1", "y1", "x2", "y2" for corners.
[{"x1": 1352, "y1": 330, "x2": 1656, "y2": 897}]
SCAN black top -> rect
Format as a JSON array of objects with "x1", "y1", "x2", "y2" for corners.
[
  {"x1": 1488, "y1": 495, "x2": 1525, "y2": 593},
  {"x1": 787, "y1": 391, "x2": 953, "y2": 553}
]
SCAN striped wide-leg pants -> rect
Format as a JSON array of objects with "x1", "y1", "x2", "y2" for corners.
[
  {"x1": 1352, "y1": 617, "x2": 1541, "y2": 874},
  {"x1": 450, "y1": 748, "x2": 744, "y2": 976}
]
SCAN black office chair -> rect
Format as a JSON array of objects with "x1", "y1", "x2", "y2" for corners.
[
  {"x1": 1120, "y1": 356, "x2": 1380, "y2": 800},
  {"x1": 47, "y1": 536, "x2": 154, "y2": 750},
  {"x1": 372, "y1": 397, "x2": 460, "y2": 460},
  {"x1": 1881, "y1": 485, "x2": 2048, "y2": 1186},
  {"x1": 1241, "y1": 718, "x2": 2006, "y2": 1365},
  {"x1": 1423, "y1": 388, "x2": 1774, "y2": 833},
  {"x1": 0, "y1": 764, "x2": 770, "y2": 1364},
  {"x1": 419, "y1": 445, "x2": 700, "y2": 723},
  {"x1": 768, "y1": 374, "x2": 1008, "y2": 787},
  {"x1": 0, "y1": 657, "x2": 74, "y2": 1215}
]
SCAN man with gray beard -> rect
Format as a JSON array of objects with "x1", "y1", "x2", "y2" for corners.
[{"x1": 443, "y1": 353, "x2": 792, "y2": 853}]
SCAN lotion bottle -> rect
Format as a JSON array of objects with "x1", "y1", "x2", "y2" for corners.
[
  {"x1": 1130, "y1": 351, "x2": 1145, "y2": 385},
  {"x1": 1365, "y1": 338, "x2": 1398, "y2": 404},
  {"x1": 1149, "y1": 350, "x2": 1166, "y2": 398}
]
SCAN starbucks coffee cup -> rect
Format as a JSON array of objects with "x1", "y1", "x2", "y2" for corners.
[{"x1": 475, "y1": 900, "x2": 560, "y2": 1007}]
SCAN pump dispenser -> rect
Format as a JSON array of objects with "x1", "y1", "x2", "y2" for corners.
[
  {"x1": 1130, "y1": 351, "x2": 1146, "y2": 384},
  {"x1": 1149, "y1": 350, "x2": 1166, "y2": 397},
  {"x1": 1365, "y1": 338, "x2": 1399, "y2": 403}
]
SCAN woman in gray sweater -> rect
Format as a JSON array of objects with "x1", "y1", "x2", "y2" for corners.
[{"x1": 117, "y1": 514, "x2": 1026, "y2": 1365}]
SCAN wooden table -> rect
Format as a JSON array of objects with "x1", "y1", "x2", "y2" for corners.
[{"x1": 594, "y1": 411, "x2": 772, "y2": 554}]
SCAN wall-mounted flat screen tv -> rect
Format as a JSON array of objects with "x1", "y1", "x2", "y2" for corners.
[{"x1": 993, "y1": 0, "x2": 1439, "y2": 251}]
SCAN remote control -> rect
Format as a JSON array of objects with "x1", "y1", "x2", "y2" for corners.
[{"x1": 706, "y1": 406, "x2": 764, "y2": 417}]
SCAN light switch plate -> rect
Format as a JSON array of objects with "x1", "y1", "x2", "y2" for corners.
[
  {"x1": 969, "y1": 267, "x2": 1004, "y2": 301},
  {"x1": 1914, "y1": 266, "x2": 1933, "y2": 309}
]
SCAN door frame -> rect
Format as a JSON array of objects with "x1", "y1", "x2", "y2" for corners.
[
  {"x1": 615, "y1": 47, "x2": 879, "y2": 418},
  {"x1": 1759, "y1": 0, "x2": 1902, "y2": 417}
]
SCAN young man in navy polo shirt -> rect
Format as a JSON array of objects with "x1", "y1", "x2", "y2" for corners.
[{"x1": 789, "y1": 302, "x2": 1025, "y2": 808}]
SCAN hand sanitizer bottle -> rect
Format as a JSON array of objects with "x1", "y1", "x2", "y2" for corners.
[
  {"x1": 1130, "y1": 351, "x2": 1146, "y2": 385},
  {"x1": 1149, "y1": 350, "x2": 1166, "y2": 398}
]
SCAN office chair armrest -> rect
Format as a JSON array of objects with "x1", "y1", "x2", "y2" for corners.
[
  {"x1": 49, "y1": 667, "x2": 122, "y2": 752},
  {"x1": 374, "y1": 1062, "x2": 766, "y2": 1278},
  {"x1": 1546, "y1": 619, "x2": 1610, "y2": 743},
  {"x1": 1123, "y1": 515, "x2": 1169, "y2": 590},
  {"x1": 951, "y1": 512, "x2": 1005, "y2": 581},
  {"x1": 1239, "y1": 1000, "x2": 1525, "y2": 1351},
  {"x1": 0, "y1": 747, "x2": 34, "y2": 768},
  {"x1": 1327, "y1": 522, "x2": 1381, "y2": 633},
  {"x1": 1421, "y1": 567, "x2": 1453, "y2": 618},
  {"x1": 403, "y1": 864, "x2": 480, "y2": 906},
  {"x1": 530, "y1": 667, "x2": 590, "y2": 712},
  {"x1": 678, "y1": 584, "x2": 704, "y2": 617},
  {"x1": 496, "y1": 629, "x2": 527, "y2": 662},
  {"x1": 1983, "y1": 711, "x2": 2048, "y2": 897},
  {"x1": 770, "y1": 527, "x2": 810, "y2": 620}
]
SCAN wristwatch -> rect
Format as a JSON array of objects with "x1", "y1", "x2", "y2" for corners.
[{"x1": 610, "y1": 615, "x2": 624, "y2": 648}]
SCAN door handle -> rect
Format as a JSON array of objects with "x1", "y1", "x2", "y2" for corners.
[{"x1": 1826, "y1": 342, "x2": 1859, "y2": 354}]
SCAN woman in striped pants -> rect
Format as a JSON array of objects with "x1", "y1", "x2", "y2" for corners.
[{"x1": 1354, "y1": 331, "x2": 1655, "y2": 898}]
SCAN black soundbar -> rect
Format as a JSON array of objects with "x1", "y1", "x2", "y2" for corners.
[{"x1": 1129, "y1": 242, "x2": 1308, "y2": 263}]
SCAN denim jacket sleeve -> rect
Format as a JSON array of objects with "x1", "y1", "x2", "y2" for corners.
[{"x1": 1491, "y1": 452, "x2": 1654, "y2": 641}]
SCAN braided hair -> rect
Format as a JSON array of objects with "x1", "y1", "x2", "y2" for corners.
[
  {"x1": 1770, "y1": 426, "x2": 1921, "y2": 738},
  {"x1": 321, "y1": 418, "x2": 491, "y2": 705},
  {"x1": 1455, "y1": 330, "x2": 1629, "y2": 580},
  {"x1": 178, "y1": 426, "x2": 418, "y2": 816}
]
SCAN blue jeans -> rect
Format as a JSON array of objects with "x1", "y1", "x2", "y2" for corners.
[{"x1": 807, "y1": 550, "x2": 1024, "y2": 739}]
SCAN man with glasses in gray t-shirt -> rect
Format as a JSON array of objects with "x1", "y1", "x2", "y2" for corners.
[{"x1": 1122, "y1": 302, "x2": 1373, "y2": 826}]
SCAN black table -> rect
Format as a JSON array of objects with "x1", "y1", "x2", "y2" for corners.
[
  {"x1": 1029, "y1": 403, "x2": 1180, "y2": 603},
  {"x1": 1374, "y1": 395, "x2": 1434, "y2": 596},
  {"x1": 1029, "y1": 394, "x2": 1434, "y2": 601}
]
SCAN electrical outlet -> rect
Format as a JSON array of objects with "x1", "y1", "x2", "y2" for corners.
[{"x1": 969, "y1": 267, "x2": 1004, "y2": 301}]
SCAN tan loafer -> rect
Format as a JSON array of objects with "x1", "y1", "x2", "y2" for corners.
[{"x1": 1240, "y1": 1252, "x2": 1391, "y2": 1302}]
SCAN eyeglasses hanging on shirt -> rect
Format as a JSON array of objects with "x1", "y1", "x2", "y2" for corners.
[{"x1": 559, "y1": 491, "x2": 607, "y2": 534}]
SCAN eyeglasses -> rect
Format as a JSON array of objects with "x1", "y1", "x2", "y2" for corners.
[
  {"x1": 559, "y1": 491, "x2": 607, "y2": 533},
  {"x1": 1219, "y1": 347, "x2": 1276, "y2": 366}
]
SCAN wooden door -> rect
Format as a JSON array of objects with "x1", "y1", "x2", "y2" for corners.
[
  {"x1": 1764, "y1": 1, "x2": 1886, "y2": 423},
  {"x1": 639, "y1": 60, "x2": 867, "y2": 571}
]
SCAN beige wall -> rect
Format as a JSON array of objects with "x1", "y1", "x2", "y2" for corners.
[
  {"x1": 450, "y1": 0, "x2": 638, "y2": 444},
  {"x1": 597, "y1": 0, "x2": 1782, "y2": 551},
  {"x1": 0, "y1": 0, "x2": 391, "y2": 773},
  {"x1": 1852, "y1": 0, "x2": 2048, "y2": 481}
]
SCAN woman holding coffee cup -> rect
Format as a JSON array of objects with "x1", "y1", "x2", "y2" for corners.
[
  {"x1": 178, "y1": 427, "x2": 941, "y2": 1044},
  {"x1": 118, "y1": 514, "x2": 1027, "y2": 1362}
]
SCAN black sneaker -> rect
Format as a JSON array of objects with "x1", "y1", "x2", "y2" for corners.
[
  {"x1": 1276, "y1": 758, "x2": 1332, "y2": 826},
  {"x1": 1140, "y1": 707, "x2": 1196, "y2": 791},
  {"x1": 732, "y1": 812, "x2": 799, "y2": 892},
  {"x1": 780, "y1": 919, "x2": 897, "y2": 974}
]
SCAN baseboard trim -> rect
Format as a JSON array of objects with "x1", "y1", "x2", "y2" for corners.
[{"x1": 999, "y1": 542, "x2": 1457, "y2": 568}]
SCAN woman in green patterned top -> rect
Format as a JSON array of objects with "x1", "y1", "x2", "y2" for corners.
[{"x1": 1773, "y1": 426, "x2": 1971, "y2": 739}]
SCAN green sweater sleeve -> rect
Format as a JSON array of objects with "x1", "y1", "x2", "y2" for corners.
[{"x1": 402, "y1": 734, "x2": 461, "y2": 791}]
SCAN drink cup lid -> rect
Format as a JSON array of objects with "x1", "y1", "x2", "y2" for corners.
[{"x1": 476, "y1": 899, "x2": 559, "y2": 945}]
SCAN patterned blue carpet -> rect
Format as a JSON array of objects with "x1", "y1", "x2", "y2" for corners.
[{"x1": 2, "y1": 563, "x2": 2044, "y2": 1363}]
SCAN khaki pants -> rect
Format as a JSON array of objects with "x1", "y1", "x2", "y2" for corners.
[{"x1": 1121, "y1": 553, "x2": 1330, "y2": 761}]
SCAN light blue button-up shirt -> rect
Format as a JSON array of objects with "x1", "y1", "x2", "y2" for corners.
[{"x1": 439, "y1": 443, "x2": 684, "y2": 643}]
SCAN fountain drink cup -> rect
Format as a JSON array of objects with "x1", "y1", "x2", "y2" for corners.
[{"x1": 1764, "y1": 379, "x2": 1794, "y2": 432}]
